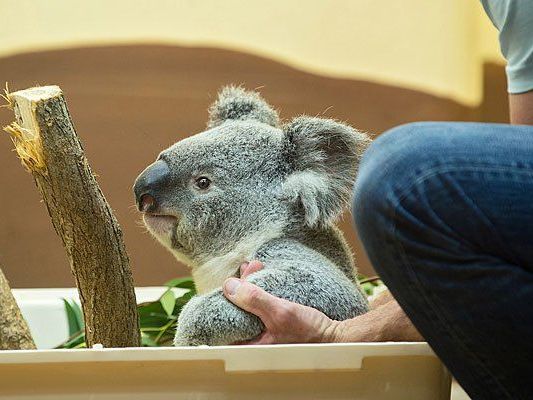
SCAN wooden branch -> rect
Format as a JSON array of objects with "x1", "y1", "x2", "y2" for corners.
[
  {"x1": 4, "y1": 86, "x2": 140, "y2": 347},
  {"x1": 0, "y1": 266, "x2": 36, "y2": 350}
]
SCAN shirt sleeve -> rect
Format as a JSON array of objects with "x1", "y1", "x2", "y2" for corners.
[{"x1": 481, "y1": 0, "x2": 533, "y2": 94}]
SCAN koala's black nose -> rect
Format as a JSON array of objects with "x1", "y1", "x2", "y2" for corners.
[{"x1": 133, "y1": 160, "x2": 171, "y2": 213}]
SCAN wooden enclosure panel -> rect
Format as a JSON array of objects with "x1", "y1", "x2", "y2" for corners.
[{"x1": 0, "y1": 45, "x2": 507, "y2": 287}]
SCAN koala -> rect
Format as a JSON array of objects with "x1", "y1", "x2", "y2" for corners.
[{"x1": 133, "y1": 86, "x2": 371, "y2": 346}]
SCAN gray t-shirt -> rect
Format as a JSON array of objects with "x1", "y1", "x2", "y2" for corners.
[{"x1": 481, "y1": 0, "x2": 533, "y2": 93}]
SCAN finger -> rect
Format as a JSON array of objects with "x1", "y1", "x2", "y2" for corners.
[
  {"x1": 239, "y1": 262, "x2": 249, "y2": 278},
  {"x1": 223, "y1": 278, "x2": 284, "y2": 324},
  {"x1": 240, "y1": 260, "x2": 264, "y2": 279}
]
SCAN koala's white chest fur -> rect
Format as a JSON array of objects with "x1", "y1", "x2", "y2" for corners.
[
  {"x1": 192, "y1": 260, "x2": 239, "y2": 294},
  {"x1": 191, "y1": 223, "x2": 284, "y2": 294}
]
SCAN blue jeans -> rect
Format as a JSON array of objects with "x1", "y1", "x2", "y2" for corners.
[{"x1": 353, "y1": 122, "x2": 533, "y2": 400}]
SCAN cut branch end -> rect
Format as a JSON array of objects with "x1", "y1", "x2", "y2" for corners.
[
  {"x1": 3, "y1": 122, "x2": 46, "y2": 172},
  {"x1": 0, "y1": 82, "x2": 14, "y2": 110},
  {"x1": 3, "y1": 86, "x2": 63, "y2": 173}
]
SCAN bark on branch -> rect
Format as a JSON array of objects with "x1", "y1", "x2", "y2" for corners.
[
  {"x1": 4, "y1": 86, "x2": 140, "y2": 347},
  {"x1": 0, "y1": 266, "x2": 36, "y2": 350}
]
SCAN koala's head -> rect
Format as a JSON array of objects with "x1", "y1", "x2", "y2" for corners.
[{"x1": 134, "y1": 86, "x2": 370, "y2": 266}]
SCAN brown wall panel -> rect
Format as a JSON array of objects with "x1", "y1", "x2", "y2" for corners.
[{"x1": 0, "y1": 45, "x2": 507, "y2": 287}]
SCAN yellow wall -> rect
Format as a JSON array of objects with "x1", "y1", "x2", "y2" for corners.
[{"x1": 0, "y1": 0, "x2": 504, "y2": 105}]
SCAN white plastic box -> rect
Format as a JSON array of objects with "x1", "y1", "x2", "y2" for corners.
[
  {"x1": 0, "y1": 343, "x2": 451, "y2": 399},
  {"x1": 2, "y1": 288, "x2": 451, "y2": 399}
]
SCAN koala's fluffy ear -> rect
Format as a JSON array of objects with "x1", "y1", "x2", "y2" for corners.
[
  {"x1": 282, "y1": 116, "x2": 371, "y2": 227},
  {"x1": 207, "y1": 86, "x2": 280, "y2": 128}
]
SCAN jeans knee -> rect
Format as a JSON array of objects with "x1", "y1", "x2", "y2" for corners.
[
  {"x1": 355, "y1": 121, "x2": 467, "y2": 195},
  {"x1": 353, "y1": 122, "x2": 458, "y2": 238},
  {"x1": 360, "y1": 122, "x2": 452, "y2": 175}
]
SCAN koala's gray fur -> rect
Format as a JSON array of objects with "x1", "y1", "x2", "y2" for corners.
[{"x1": 138, "y1": 85, "x2": 371, "y2": 346}]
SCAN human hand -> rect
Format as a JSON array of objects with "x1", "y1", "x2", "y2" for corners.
[
  {"x1": 223, "y1": 261, "x2": 340, "y2": 344},
  {"x1": 223, "y1": 261, "x2": 424, "y2": 344}
]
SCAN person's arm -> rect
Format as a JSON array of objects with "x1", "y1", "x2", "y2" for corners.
[
  {"x1": 333, "y1": 290, "x2": 424, "y2": 342},
  {"x1": 480, "y1": 1, "x2": 533, "y2": 124},
  {"x1": 509, "y1": 91, "x2": 533, "y2": 125},
  {"x1": 223, "y1": 261, "x2": 423, "y2": 344}
]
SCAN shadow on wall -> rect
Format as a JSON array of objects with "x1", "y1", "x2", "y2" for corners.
[{"x1": 0, "y1": 45, "x2": 508, "y2": 287}]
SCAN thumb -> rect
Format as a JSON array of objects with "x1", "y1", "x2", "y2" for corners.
[{"x1": 223, "y1": 278, "x2": 282, "y2": 324}]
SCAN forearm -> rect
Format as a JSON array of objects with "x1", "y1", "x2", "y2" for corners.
[
  {"x1": 326, "y1": 291, "x2": 424, "y2": 342},
  {"x1": 509, "y1": 91, "x2": 533, "y2": 125}
]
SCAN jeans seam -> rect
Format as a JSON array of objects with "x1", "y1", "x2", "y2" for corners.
[
  {"x1": 395, "y1": 164, "x2": 533, "y2": 206},
  {"x1": 395, "y1": 162, "x2": 533, "y2": 266},
  {"x1": 389, "y1": 165, "x2": 520, "y2": 399},
  {"x1": 442, "y1": 172, "x2": 522, "y2": 266}
]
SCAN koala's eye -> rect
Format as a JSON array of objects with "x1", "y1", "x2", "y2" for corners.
[{"x1": 195, "y1": 176, "x2": 211, "y2": 190}]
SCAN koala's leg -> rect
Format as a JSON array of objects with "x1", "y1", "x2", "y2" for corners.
[{"x1": 174, "y1": 290, "x2": 263, "y2": 346}]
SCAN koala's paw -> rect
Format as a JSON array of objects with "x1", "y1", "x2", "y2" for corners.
[{"x1": 174, "y1": 291, "x2": 263, "y2": 346}]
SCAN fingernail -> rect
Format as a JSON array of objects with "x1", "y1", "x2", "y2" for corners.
[{"x1": 224, "y1": 278, "x2": 241, "y2": 296}]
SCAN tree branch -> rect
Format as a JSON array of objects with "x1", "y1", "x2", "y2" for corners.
[
  {"x1": 0, "y1": 266, "x2": 36, "y2": 350},
  {"x1": 4, "y1": 86, "x2": 140, "y2": 347}
]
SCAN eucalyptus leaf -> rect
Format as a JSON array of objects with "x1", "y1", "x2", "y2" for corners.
[
  {"x1": 57, "y1": 278, "x2": 197, "y2": 349},
  {"x1": 164, "y1": 277, "x2": 196, "y2": 292},
  {"x1": 56, "y1": 329, "x2": 85, "y2": 349},
  {"x1": 160, "y1": 289, "x2": 176, "y2": 316},
  {"x1": 138, "y1": 301, "x2": 173, "y2": 328},
  {"x1": 62, "y1": 298, "x2": 83, "y2": 336},
  {"x1": 72, "y1": 299, "x2": 84, "y2": 328},
  {"x1": 141, "y1": 332, "x2": 158, "y2": 347}
]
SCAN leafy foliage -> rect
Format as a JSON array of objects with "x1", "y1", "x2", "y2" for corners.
[
  {"x1": 62, "y1": 298, "x2": 84, "y2": 336},
  {"x1": 56, "y1": 277, "x2": 196, "y2": 349},
  {"x1": 357, "y1": 274, "x2": 385, "y2": 296},
  {"x1": 57, "y1": 275, "x2": 384, "y2": 348}
]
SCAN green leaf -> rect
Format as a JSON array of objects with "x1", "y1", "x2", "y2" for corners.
[
  {"x1": 164, "y1": 277, "x2": 196, "y2": 292},
  {"x1": 71, "y1": 300, "x2": 84, "y2": 329},
  {"x1": 175, "y1": 290, "x2": 194, "y2": 308},
  {"x1": 361, "y1": 282, "x2": 376, "y2": 296},
  {"x1": 141, "y1": 332, "x2": 158, "y2": 347},
  {"x1": 62, "y1": 298, "x2": 83, "y2": 336},
  {"x1": 138, "y1": 301, "x2": 173, "y2": 328},
  {"x1": 55, "y1": 329, "x2": 85, "y2": 349},
  {"x1": 160, "y1": 289, "x2": 176, "y2": 316},
  {"x1": 154, "y1": 319, "x2": 176, "y2": 343}
]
